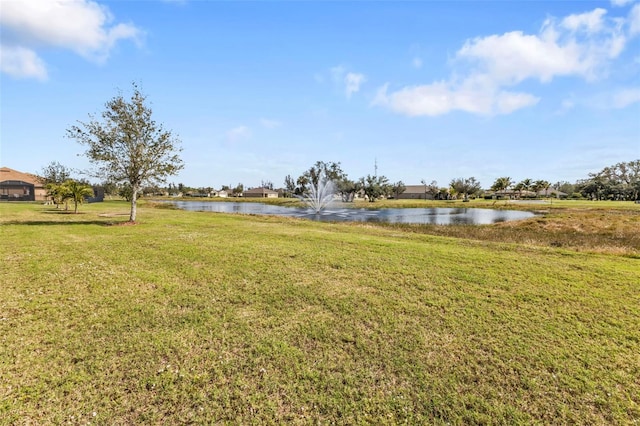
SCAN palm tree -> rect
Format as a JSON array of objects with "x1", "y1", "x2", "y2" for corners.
[
  {"x1": 64, "y1": 180, "x2": 94, "y2": 214},
  {"x1": 520, "y1": 178, "x2": 532, "y2": 198},
  {"x1": 46, "y1": 182, "x2": 71, "y2": 209},
  {"x1": 513, "y1": 182, "x2": 525, "y2": 199},
  {"x1": 491, "y1": 177, "x2": 513, "y2": 199},
  {"x1": 533, "y1": 180, "x2": 551, "y2": 198}
]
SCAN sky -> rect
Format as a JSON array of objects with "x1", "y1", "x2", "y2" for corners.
[{"x1": 1, "y1": 0, "x2": 639, "y2": 189}]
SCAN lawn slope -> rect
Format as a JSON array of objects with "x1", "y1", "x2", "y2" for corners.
[{"x1": 1, "y1": 202, "x2": 638, "y2": 424}]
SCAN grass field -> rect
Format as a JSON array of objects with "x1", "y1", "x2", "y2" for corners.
[{"x1": 1, "y1": 200, "x2": 639, "y2": 424}]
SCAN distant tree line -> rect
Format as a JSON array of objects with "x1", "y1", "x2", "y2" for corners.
[
  {"x1": 43, "y1": 158, "x2": 639, "y2": 206},
  {"x1": 575, "y1": 160, "x2": 640, "y2": 201},
  {"x1": 283, "y1": 159, "x2": 639, "y2": 202}
]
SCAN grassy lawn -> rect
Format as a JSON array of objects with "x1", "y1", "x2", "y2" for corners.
[{"x1": 1, "y1": 201, "x2": 638, "y2": 424}]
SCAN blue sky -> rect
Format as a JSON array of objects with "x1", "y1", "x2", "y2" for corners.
[{"x1": 1, "y1": 0, "x2": 639, "y2": 189}]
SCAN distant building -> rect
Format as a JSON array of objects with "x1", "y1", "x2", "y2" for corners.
[
  {"x1": 537, "y1": 188, "x2": 568, "y2": 198},
  {"x1": 0, "y1": 167, "x2": 47, "y2": 201},
  {"x1": 87, "y1": 186, "x2": 105, "y2": 203},
  {"x1": 243, "y1": 187, "x2": 279, "y2": 198},
  {"x1": 395, "y1": 185, "x2": 435, "y2": 200},
  {"x1": 213, "y1": 189, "x2": 230, "y2": 198}
]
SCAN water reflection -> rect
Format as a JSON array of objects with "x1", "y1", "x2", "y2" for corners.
[{"x1": 168, "y1": 201, "x2": 534, "y2": 225}]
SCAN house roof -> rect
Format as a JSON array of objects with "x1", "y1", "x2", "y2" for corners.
[
  {"x1": 0, "y1": 167, "x2": 44, "y2": 187},
  {"x1": 402, "y1": 185, "x2": 429, "y2": 194},
  {"x1": 244, "y1": 187, "x2": 278, "y2": 195},
  {"x1": 538, "y1": 188, "x2": 568, "y2": 196}
]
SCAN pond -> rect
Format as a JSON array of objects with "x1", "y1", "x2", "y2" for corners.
[{"x1": 168, "y1": 201, "x2": 535, "y2": 225}]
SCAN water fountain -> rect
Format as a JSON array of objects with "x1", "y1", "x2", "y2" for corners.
[{"x1": 298, "y1": 173, "x2": 336, "y2": 213}]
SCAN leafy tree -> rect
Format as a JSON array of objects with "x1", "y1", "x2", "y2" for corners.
[
  {"x1": 67, "y1": 83, "x2": 183, "y2": 222},
  {"x1": 420, "y1": 180, "x2": 440, "y2": 200},
  {"x1": 296, "y1": 161, "x2": 360, "y2": 202},
  {"x1": 261, "y1": 180, "x2": 274, "y2": 190},
  {"x1": 101, "y1": 181, "x2": 119, "y2": 197},
  {"x1": 40, "y1": 162, "x2": 74, "y2": 208},
  {"x1": 450, "y1": 177, "x2": 481, "y2": 201},
  {"x1": 577, "y1": 160, "x2": 640, "y2": 201},
  {"x1": 64, "y1": 180, "x2": 94, "y2": 214},
  {"x1": 232, "y1": 183, "x2": 244, "y2": 197},
  {"x1": 391, "y1": 181, "x2": 406, "y2": 199},
  {"x1": 335, "y1": 177, "x2": 361, "y2": 202},
  {"x1": 296, "y1": 161, "x2": 344, "y2": 192},
  {"x1": 283, "y1": 175, "x2": 296, "y2": 198},
  {"x1": 360, "y1": 174, "x2": 391, "y2": 202},
  {"x1": 40, "y1": 161, "x2": 72, "y2": 185}
]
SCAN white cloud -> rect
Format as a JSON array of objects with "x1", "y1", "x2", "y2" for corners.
[
  {"x1": 226, "y1": 126, "x2": 251, "y2": 143},
  {"x1": 259, "y1": 118, "x2": 282, "y2": 129},
  {"x1": 457, "y1": 12, "x2": 627, "y2": 84},
  {"x1": 562, "y1": 8, "x2": 608, "y2": 33},
  {"x1": 345, "y1": 72, "x2": 366, "y2": 98},
  {"x1": 374, "y1": 7, "x2": 636, "y2": 117},
  {"x1": 0, "y1": 46, "x2": 47, "y2": 81},
  {"x1": 372, "y1": 81, "x2": 539, "y2": 116},
  {"x1": 0, "y1": 0, "x2": 143, "y2": 79},
  {"x1": 412, "y1": 57, "x2": 423, "y2": 69},
  {"x1": 495, "y1": 91, "x2": 541, "y2": 114},
  {"x1": 328, "y1": 65, "x2": 366, "y2": 98}
]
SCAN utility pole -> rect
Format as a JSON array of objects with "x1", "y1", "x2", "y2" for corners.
[{"x1": 374, "y1": 158, "x2": 378, "y2": 177}]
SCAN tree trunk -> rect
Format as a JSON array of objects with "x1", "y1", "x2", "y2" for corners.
[{"x1": 130, "y1": 186, "x2": 138, "y2": 222}]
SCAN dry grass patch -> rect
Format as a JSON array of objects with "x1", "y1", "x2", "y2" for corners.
[{"x1": 385, "y1": 207, "x2": 639, "y2": 256}]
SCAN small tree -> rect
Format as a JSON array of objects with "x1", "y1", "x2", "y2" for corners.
[
  {"x1": 335, "y1": 178, "x2": 361, "y2": 202},
  {"x1": 360, "y1": 174, "x2": 391, "y2": 202},
  {"x1": 391, "y1": 181, "x2": 406, "y2": 199},
  {"x1": 283, "y1": 175, "x2": 296, "y2": 198},
  {"x1": 450, "y1": 177, "x2": 481, "y2": 201},
  {"x1": 46, "y1": 182, "x2": 71, "y2": 209},
  {"x1": 67, "y1": 83, "x2": 183, "y2": 222},
  {"x1": 295, "y1": 161, "x2": 348, "y2": 196},
  {"x1": 40, "y1": 161, "x2": 73, "y2": 207},
  {"x1": 40, "y1": 161, "x2": 72, "y2": 185},
  {"x1": 232, "y1": 183, "x2": 244, "y2": 197},
  {"x1": 64, "y1": 180, "x2": 94, "y2": 214}
]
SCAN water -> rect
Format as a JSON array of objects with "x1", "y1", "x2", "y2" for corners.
[{"x1": 168, "y1": 201, "x2": 535, "y2": 225}]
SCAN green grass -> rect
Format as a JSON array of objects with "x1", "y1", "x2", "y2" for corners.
[{"x1": 1, "y1": 201, "x2": 639, "y2": 424}]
